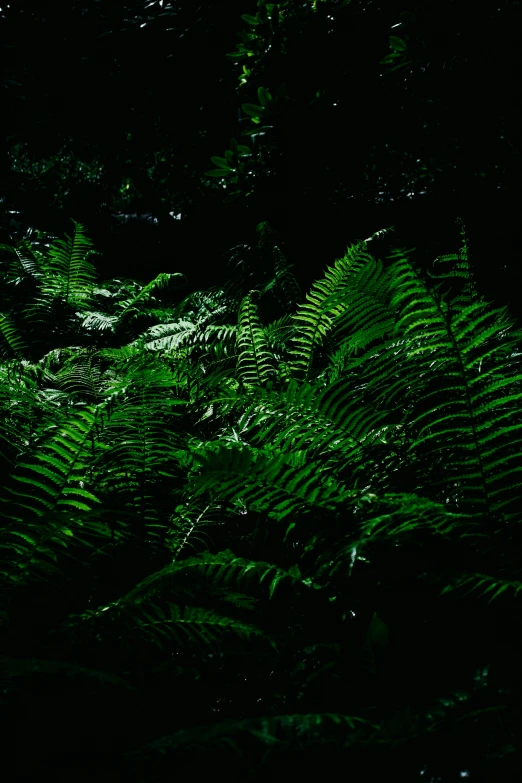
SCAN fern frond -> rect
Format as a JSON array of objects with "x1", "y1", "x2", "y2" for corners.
[
  {"x1": 0, "y1": 506, "x2": 119, "y2": 590},
  {"x1": 66, "y1": 601, "x2": 276, "y2": 653},
  {"x1": 189, "y1": 442, "x2": 356, "y2": 522},
  {"x1": 79, "y1": 310, "x2": 119, "y2": 333},
  {"x1": 115, "y1": 272, "x2": 187, "y2": 322},
  {"x1": 119, "y1": 549, "x2": 316, "y2": 605},
  {"x1": 237, "y1": 291, "x2": 277, "y2": 387},
  {"x1": 351, "y1": 246, "x2": 522, "y2": 519},
  {"x1": 0, "y1": 312, "x2": 29, "y2": 357},
  {"x1": 35, "y1": 220, "x2": 98, "y2": 308},
  {"x1": 440, "y1": 572, "x2": 522, "y2": 603},
  {"x1": 52, "y1": 351, "x2": 107, "y2": 402},
  {"x1": 288, "y1": 238, "x2": 386, "y2": 380},
  {"x1": 4, "y1": 405, "x2": 102, "y2": 517}
]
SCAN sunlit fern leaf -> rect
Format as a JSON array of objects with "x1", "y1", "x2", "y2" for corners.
[
  {"x1": 115, "y1": 272, "x2": 187, "y2": 322},
  {"x1": 365, "y1": 247, "x2": 522, "y2": 520},
  {"x1": 204, "y1": 377, "x2": 393, "y2": 483},
  {"x1": 94, "y1": 344, "x2": 144, "y2": 366},
  {"x1": 3, "y1": 405, "x2": 102, "y2": 518},
  {"x1": 324, "y1": 256, "x2": 395, "y2": 363},
  {"x1": 172, "y1": 287, "x2": 234, "y2": 324},
  {"x1": 79, "y1": 310, "x2": 119, "y2": 333},
  {"x1": 31, "y1": 220, "x2": 98, "y2": 309},
  {"x1": 130, "y1": 320, "x2": 197, "y2": 353},
  {"x1": 0, "y1": 240, "x2": 45, "y2": 292},
  {"x1": 237, "y1": 291, "x2": 277, "y2": 387},
  {"x1": 288, "y1": 238, "x2": 380, "y2": 381}
]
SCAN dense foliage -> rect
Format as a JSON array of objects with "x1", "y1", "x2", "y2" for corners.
[
  {"x1": 1, "y1": 221, "x2": 522, "y2": 781},
  {"x1": 1, "y1": 2, "x2": 521, "y2": 779}
]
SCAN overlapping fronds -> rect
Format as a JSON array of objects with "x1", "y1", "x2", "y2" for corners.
[{"x1": 237, "y1": 291, "x2": 277, "y2": 387}]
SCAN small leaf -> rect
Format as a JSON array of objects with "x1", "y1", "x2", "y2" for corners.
[
  {"x1": 204, "y1": 169, "x2": 233, "y2": 178},
  {"x1": 257, "y1": 86, "x2": 272, "y2": 107},
  {"x1": 389, "y1": 35, "x2": 407, "y2": 52},
  {"x1": 229, "y1": 137, "x2": 238, "y2": 154},
  {"x1": 210, "y1": 156, "x2": 232, "y2": 169},
  {"x1": 242, "y1": 103, "x2": 266, "y2": 117},
  {"x1": 238, "y1": 144, "x2": 252, "y2": 155},
  {"x1": 380, "y1": 52, "x2": 402, "y2": 64},
  {"x1": 241, "y1": 14, "x2": 260, "y2": 25},
  {"x1": 383, "y1": 60, "x2": 413, "y2": 73},
  {"x1": 224, "y1": 150, "x2": 236, "y2": 166}
]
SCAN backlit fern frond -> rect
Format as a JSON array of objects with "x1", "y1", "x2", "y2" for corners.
[
  {"x1": 288, "y1": 239, "x2": 387, "y2": 381},
  {"x1": 237, "y1": 291, "x2": 277, "y2": 387},
  {"x1": 29, "y1": 220, "x2": 98, "y2": 310},
  {"x1": 354, "y1": 245, "x2": 522, "y2": 521}
]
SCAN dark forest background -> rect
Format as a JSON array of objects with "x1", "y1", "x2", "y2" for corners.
[{"x1": 1, "y1": 0, "x2": 521, "y2": 310}]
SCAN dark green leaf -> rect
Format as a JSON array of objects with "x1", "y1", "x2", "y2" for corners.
[
  {"x1": 210, "y1": 157, "x2": 232, "y2": 170},
  {"x1": 241, "y1": 14, "x2": 260, "y2": 26},
  {"x1": 242, "y1": 103, "x2": 266, "y2": 118},
  {"x1": 380, "y1": 52, "x2": 402, "y2": 64},
  {"x1": 204, "y1": 169, "x2": 233, "y2": 178},
  {"x1": 389, "y1": 36, "x2": 407, "y2": 52},
  {"x1": 257, "y1": 86, "x2": 272, "y2": 107}
]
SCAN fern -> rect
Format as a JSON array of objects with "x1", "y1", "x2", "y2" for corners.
[
  {"x1": 189, "y1": 441, "x2": 356, "y2": 522},
  {"x1": 237, "y1": 291, "x2": 277, "y2": 387},
  {"x1": 2, "y1": 218, "x2": 522, "y2": 780},
  {"x1": 288, "y1": 238, "x2": 387, "y2": 380}
]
